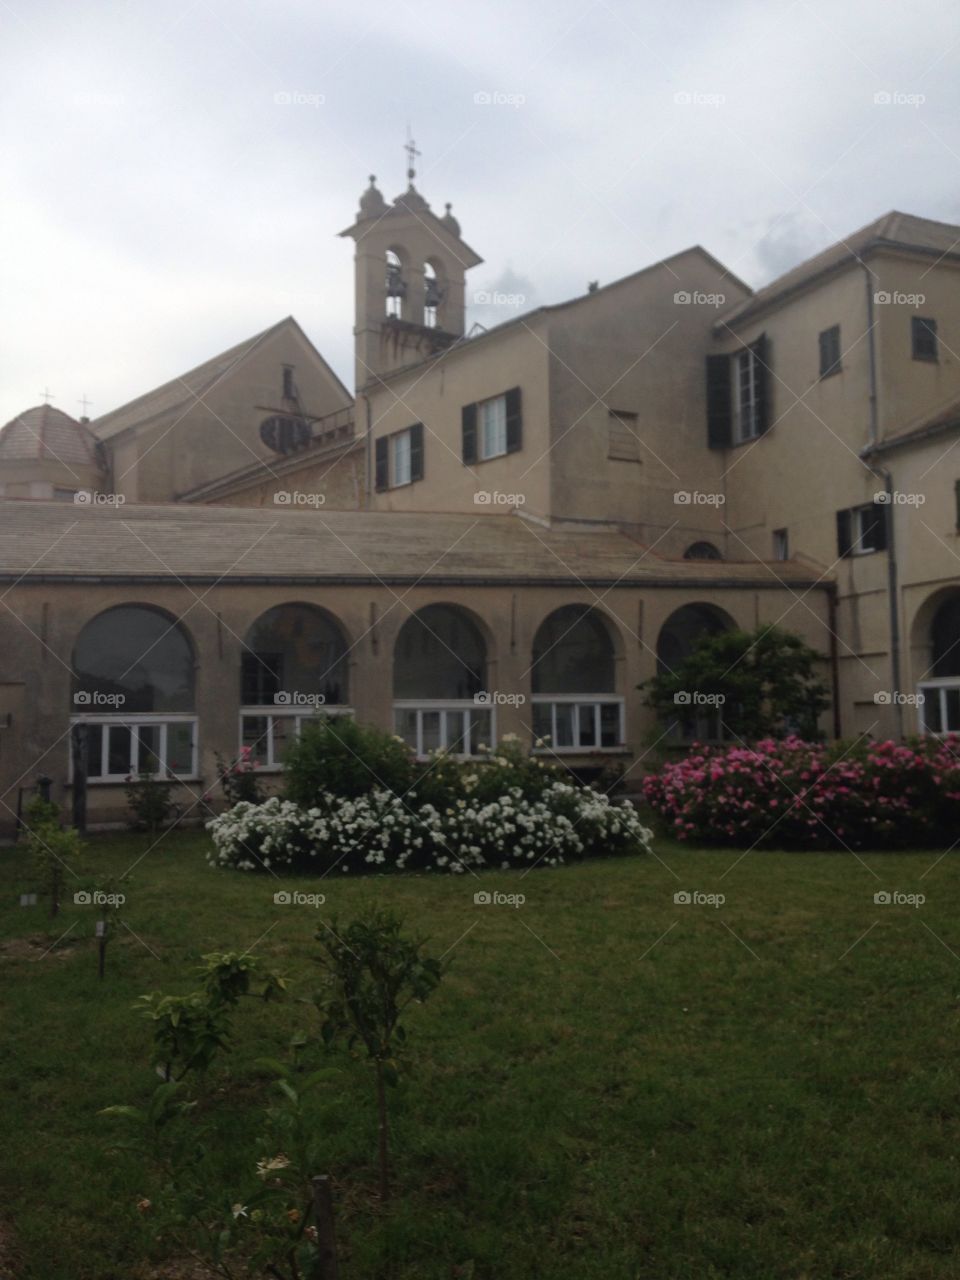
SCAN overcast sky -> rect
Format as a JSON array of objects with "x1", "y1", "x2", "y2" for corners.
[{"x1": 1, "y1": 0, "x2": 959, "y2": 428}]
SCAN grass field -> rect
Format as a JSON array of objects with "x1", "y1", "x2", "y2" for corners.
[{"x1": 1, "y1": 828, "x2": 958, "y2": 1279}]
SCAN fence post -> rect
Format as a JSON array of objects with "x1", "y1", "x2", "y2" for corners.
[
  {"x1": 71, "y1": 724, "x2": 88, "y2": 834},
  {"x1": 311, "y1": 1175, "x2": 340, "y2": 1280}
]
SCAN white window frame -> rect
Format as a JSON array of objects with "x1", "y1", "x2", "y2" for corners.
[
  {"x1": 530, "y1": 695, "x2": 625, "y2": 753},
  {"x1": 240, "y1": 705, "x2": 354, "y2": 771},
  {"x1": 393, "y1": 700, "x2": 494, "y2": 759},
  {"x1": 732, "y1": 347, "x2": 761, "y2": 443},
  {"x1": 69, "y1": 713, "x2": 198, "y2": 783},
  {"x1": 917, "y1": 678, "x2": 960, "y2": 735},
  {"x1": 391, "y1": 429, "x2": 412, "y2": 487},
  {"x1": 478, "y1": 394, "x2": 508, "y2": 460},
  {"x1": 850, "y1": 503, "x2": 884, "y2": 556}
]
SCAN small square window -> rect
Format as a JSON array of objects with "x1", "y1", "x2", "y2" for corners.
[
  {"x1": 773, "y1": 528, "x2": 789, "y2": 560},
  {"x1": 819, "y1": 325, "x2": 841, "y2": 378},
  {"x1": 912, "y1": 316, "x2": 938, "y2": 361}
]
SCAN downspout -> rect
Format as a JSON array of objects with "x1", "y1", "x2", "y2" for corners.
[
  {"x1": 363, "y1": 391, "x2": 372, "y2": 509},
  {"x1": 862, "y1": 261, "x2": 904, "y2": 739},
  {"x1": 827, "y1": 583, "x2": 841, "y2": 739}
]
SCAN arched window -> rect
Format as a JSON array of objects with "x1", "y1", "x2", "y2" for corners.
[
  {"x1": 656, "y1": 603, "x2": 734, "y2": 742},
  {"x1": 530, "y1": 605, "x2": 623, "y2": 750},
  {"x1": 683, "y1": 541, "x2": 722, "y2": 561},
  {"x1": 917, "y1": 592, "x2": 960, "y2": 734},
  {"x1": 385, "y1": 250, "x2": 405, "y2": 319},
  {"x1": 71, "y1": 605, "x2": 196, "y2": 781},
  {"x1": 393, "y1": 605, "x2": 490, "y2": 755},
  {"x1": 240, "y1": 604, "x2": 350, "y2": 768}
]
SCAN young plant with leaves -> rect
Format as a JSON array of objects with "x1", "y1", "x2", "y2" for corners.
[
  {"x1": 23, "y1": 796, "x2": 80, "y2": 918},
  {"x1": 314, "y1": 909, "x2": 447, "y2": 1202}
]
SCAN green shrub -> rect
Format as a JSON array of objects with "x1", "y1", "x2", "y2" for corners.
[{"x1": 283, "y1": 716, "x2": 415, "y2": 806}]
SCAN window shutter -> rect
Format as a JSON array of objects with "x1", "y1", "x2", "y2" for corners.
[
  {"x1": 752, "y1": 333, "x2": 771, "y2": 433},
  {"x1": 706, "y1": 355, "x2": 732, "y2": 449},
  {"x1": 505, "y1": 387, "x2": 523, "y2": 453},
  {"x1": 954, "y1": 479, "x2": 960, "y2": 531},
  {"x1": 462, "y1": 402, "x2": 478, "y2": 464},
  {"x1": 871, "y1": 501, "x2": 889, "y2": 552},
  {"x1": 374, "y1": 436, "x2": 388, "y2": 491},
  {"x1": 836, "y1": 508, "x2": 852, "y2": 558},
  {"x1": 409, "y1": 422, "x2": 424, "y2": 482}
]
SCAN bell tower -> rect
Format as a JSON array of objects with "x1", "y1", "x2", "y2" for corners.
[{"x1": 339, "y1": 145, "x2": 483, "y2": 392}]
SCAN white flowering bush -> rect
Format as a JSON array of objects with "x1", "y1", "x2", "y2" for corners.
[{"x1": 206, "y1": 781, "x2": 651, "y2": 876}]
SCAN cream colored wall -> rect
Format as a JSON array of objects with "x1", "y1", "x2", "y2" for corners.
[
  {"x1": 0, "y1": 458, "x2": 105, "y2": 499},
  {"x1": 109, "y1": 324, "x2": 351, "y2": 504},
  {"x1": 204, "y1": 444, "x2": 364, "y2": 510},
  {"x1": 365, "y1": 324, "x2": 552, "y2": 516},
  {"x1": 545, "y1": 252, "x2": 750, "y2": 556},
  {"x1": 0, "y1": 577, "x2": 831, "y2": 834}
]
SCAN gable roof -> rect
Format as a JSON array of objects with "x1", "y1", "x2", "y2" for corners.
[
  {"x1": 718, "y1": 210, "x2": 960, "y2": 329},
  {"x1": 0, "y1": 404, "x2": 103, "y2": 468},
  {"x1": 92, "y1": 317, "x2": 352, "y2": 442}
]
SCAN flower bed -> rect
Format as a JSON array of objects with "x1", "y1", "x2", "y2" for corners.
[
  {"x1": 642, "y1": 735, "x2": 960, "y2": 849},
  {"x1": 207, "y1": 781, "x2": 651, "y2": 875}
]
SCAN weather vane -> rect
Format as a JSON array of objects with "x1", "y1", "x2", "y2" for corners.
[{"x1": 405, "y1": 126, "x2": 420, "y2": 183}]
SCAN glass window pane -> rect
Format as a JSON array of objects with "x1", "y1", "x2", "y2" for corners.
[
  {"x1": 242, "y1": 715, "x2": 269, "y2": 765},
  {"x1": 532, "y1": 606, "x2": 615, "y2": 694},
  {"x1": 946, "y1": 689, "x2": 960, "y2": 733},
  {"x1": 444, "y1": 711, "x2": 470, "y2": 754},
  {"x1": 532, "y1": 702, "x2": 551, "y2": 743},
  {"x1": 166, "y1": 723, "x2": 193, "y2": 775},
  {"x1": 394, "y1": 605, "x2": 485, "y2": 700},
  {"x1": 421, "y1": 711, "x2": 441, "y2": 754},
  {"x1": 480, "y1": 396, "x2": 506, "y2": 458},
  {"x1": 242, "y1": 607, "x2": 348, "y2": 707},
  {"x1": 395, "y1": 709, "x2": 418, "y2": 751},
  {"x1": 578, "y1": 703, "x2": 597, "y2": 747},
  {"x1": 137, "y1": 724, "x2": 162, "y2": 775},
  {"x1": 469, "y1": 711, "x2": 492, "y2": 755},
  {"x1": 73, "y1": 607, "x2": 194, "y2": 713},
  {"x1": 392, "y1": 430, "x2": 412, "y2": 485},
  {"x1": 108, "y1": 724, "x2": 132, "y2": 776},
  {"x1": 555, "y1": 703, "x2": 574, "y2": 748},
  {"x1": 600, "y1": 702, "x2": 620, "y2": 747},
  {"x1": 79, "y1": 723, "x2": 103, "y2": 777},
  {"x1": 920, "y1": 691, "x2": 941, "y2": 734},
  {"x1": 271, "y1": 714, "x2": 294, "y2": 766}
]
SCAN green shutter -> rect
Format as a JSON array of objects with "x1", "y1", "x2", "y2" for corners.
[
  {"x1": 505, "y1": 387, "x2": 522, "y2": 453},
  {"x1": 706, "y1": 355, "x2": 732, "y2": 448},
  {"x1": 752, "y1": 333, "x2": 771, "y2": 433},
  {"x1": 409, "y1": 422, "x2": 424, "y2": 482},
  {"x1": 462, "y1": 402, "x2": 478, "y2": 464},
  {"x1": 836, "y1": 508, "x2": 852, "y2": 557},
  {"x1": 374, "y1": 436, "x2": 388, "y2": 491}
]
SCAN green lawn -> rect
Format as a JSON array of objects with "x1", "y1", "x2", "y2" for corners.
[{"x1": 1, "y1": 829, "x2": 959, "y2": 1279}]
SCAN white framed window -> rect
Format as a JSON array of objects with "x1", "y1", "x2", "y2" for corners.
[
  {"x1": 70, "y1": 714, "x2": 198, "y2": 783},
  {"x1": 732, "y1": 347, "x2": 761, "y2": 443},
  {"x1": 393, "y1": 701, "x2": 493, "y2": 758},
  {"x1": 391, "y1": 430, "x2": 412, "y2": 487},
  {"x1": 531, "y1": 696, "x2": 625, "y2": 752},
  {"x1": 479, "y1": 394, "x2": 508, "y2": 460},
  {"x1": 240, "y1": 706, "x2": 353, "y2": 770},
  {"x1": 917, "y1": 678, "x2": 960, "y2": 735}
]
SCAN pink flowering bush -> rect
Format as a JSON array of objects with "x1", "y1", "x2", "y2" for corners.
[{"x1": 642, "y1": 736, "x2": 960, "y2": 849}]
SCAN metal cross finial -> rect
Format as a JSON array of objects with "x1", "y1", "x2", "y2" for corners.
[
  {"x1": 39, "y1": 386, "x2": 54, "y2": 404},
  {"x1": 78, "y1": 394, "x2": 93, "y2": 416},
  {"x1": 404, "y1": 127, "x2": 420, "y2": 183}
]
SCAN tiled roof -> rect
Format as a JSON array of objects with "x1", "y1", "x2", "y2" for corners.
[
  {"x1": 0, "y1": 501, "x2": 828, "y2": 587},
  {"x1": 0, "y1": 405, "x2": 102, "y2": 466},
  {"x1": 865, "y1": 391, "x2": 960, "y2": 455},
  {"x1": 718, "y1": 211, "x2": 960, "y2": 329}
]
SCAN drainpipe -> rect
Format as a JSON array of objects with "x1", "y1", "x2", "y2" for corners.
[
  {"x1": 363, "y1": 391, "x2": 372, "y2": 509},
  {"x1": 862, "y1": 262, "x2": 904, "y2": 739},
  {"x1": 827, "y1": 583, "x2": 841, "y2": 739}
]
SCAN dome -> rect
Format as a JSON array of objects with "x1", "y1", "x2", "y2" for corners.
[
  {"x1": 440, "y1": 202, "x2": 461, "y2": 237},
  {"x1": 358, "y1": 175, "x2": 387, "y2": 219},
  {"x1": 393, "y1": 184, "x2": 430, "y2": 216},
  {"x1": 0, "y1": 404, "x2": 102, "y2": 466}
]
